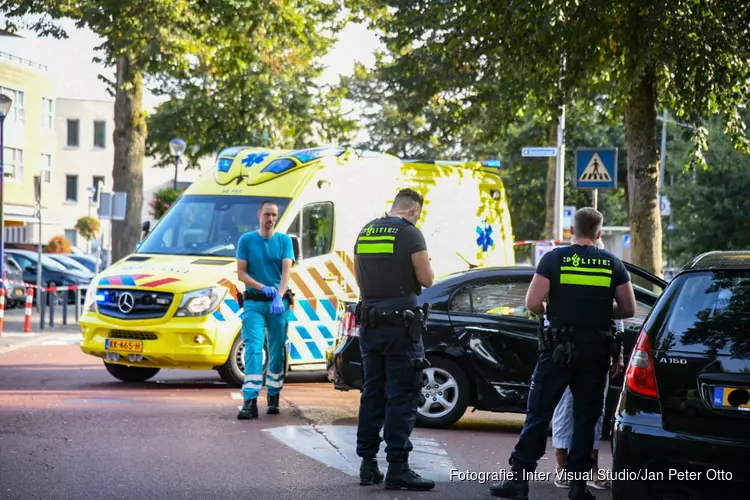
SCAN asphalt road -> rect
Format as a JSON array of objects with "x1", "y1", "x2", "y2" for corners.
[{"x1": 0, "y1": 334, "x2": 615, "y2": 500}]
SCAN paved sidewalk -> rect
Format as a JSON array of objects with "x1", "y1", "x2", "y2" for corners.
[{"x1": 1, "y1": 308, "x2": 82, "y2": 355}]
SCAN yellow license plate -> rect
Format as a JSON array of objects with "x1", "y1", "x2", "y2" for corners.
[
  {"x1": 14, "y1": 289, "x2": 24, "y2": 296},
  {"x1": 713, "y1": 386, "x2": 750, "y2": 410},
  {"x1": 105, "y1": 339, "x2": 143, "y2": 353}
]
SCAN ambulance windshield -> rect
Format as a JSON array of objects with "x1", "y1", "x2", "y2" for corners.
[{"x1": 137, "y1": 194, "x2": 291, "y2": 257}]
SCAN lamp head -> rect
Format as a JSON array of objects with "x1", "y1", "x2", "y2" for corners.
[
  {"x1": 0, "y1": 94, "x2": 12, "y2": 118},
  {"x1": 169, "y1": 138, "x2": 187, "y2": 157}
]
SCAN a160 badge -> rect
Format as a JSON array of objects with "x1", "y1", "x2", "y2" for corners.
[{"x1": 105, "y1": 339, "x2": 143, "y2": 353}]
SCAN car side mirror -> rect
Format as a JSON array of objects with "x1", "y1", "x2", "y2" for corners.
[
  {"x1": 289, "y1": 235, "x2": 301, "y2": 264},
  {"x1": 142, "y1": 220, "x2": 151, "y2": 232}
]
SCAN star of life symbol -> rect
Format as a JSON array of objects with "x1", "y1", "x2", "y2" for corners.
[
  {"x1": 476, "y1": 220, "x2": 494, "y2": 252},
  {"x1": 242, "y1": 152, "x2": 269, "y2": 167},
  {"x1": 579, "y1": 153, "x2": 612, "y2": 181}
]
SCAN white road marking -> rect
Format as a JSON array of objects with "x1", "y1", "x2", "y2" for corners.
[
  {"x1": 41, "y1": 334, "x2": 83, "y2": 346},
  {"x1": 263, "y1": 424, "x2": 455, "y2": 481},
  {"x1": 0, "y1": 333, "x2": 41, "y2": 337},
  {"x1": 231, "y1": 392, "x2": 243, "y2": 400}
]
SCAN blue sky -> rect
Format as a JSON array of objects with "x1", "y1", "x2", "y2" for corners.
[{"x1": 0, "y1": 17, "x2": 382, "y2": 113}]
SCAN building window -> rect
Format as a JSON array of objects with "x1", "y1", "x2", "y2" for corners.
[
  {"x1": 92, "y1": 175, "x2": 105, "y2": 202},
  {"x1": 64, "y1": 229, "x2": 78, "y2": 247},
  {"x1": 67, "y1": 119, "x2": 79, "y2": 147},
  {"x1": 66, "y1": 174, "x2": 78, "y2": 202},
  {"x1": 3, "y1": 147, "x2": 23, "y2": 181},
  {"x1": 93, "y1": 120, "x2": 106, "y2": 148},
  {"x1": 40, "y1": 153, "x2": 52, "y2": 184},
  {"x1": 0, "y1": 86, "x2": 25, "y2": 122},
  {"x1": 42, "y1": 98, "x2": 54, "y2": 130}
]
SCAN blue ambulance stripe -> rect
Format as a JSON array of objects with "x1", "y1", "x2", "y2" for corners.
[
  {"x1": 317, "y1": 325, "x2": 333, "y2": 339},
  {"x1": 290, "y1": 344, "x2": 302, "y2": 360},
  {"x1": 120, "y1": 275, "x2": 136, "y2": 286},
  {"x1": 295, "y1": 326, "x2": 313, "y2": 340},
  {"x1": 225, "y1": 299, "x2": 240, "y2": 313},
  {"x1": 305, "y1": 341, "x2": 323, "y2": 360},
  {"x1": 213, "y1": 310, "x2": 225, "y2": 321},
  {"x1": 299, "y1": 300, "x2": 319, "y2": 321},
  {"x1": 321, "y1": 299, "x2": 337, "y2": 320}
]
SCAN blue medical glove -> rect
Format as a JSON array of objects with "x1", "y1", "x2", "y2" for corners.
[
  {"x1": 261, "y1": 285, "x2": 277, "y2": 298},
  {"x1": 270, "y1": 293, "x2": 285, "y2": 316}
]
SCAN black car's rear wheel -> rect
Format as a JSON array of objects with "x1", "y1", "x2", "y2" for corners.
[{"x1": 415, "y1": 357, "x2": 470, "y2": 429}]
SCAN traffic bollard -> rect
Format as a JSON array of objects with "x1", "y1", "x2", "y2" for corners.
[
  {"x1": 75, "y1": 288, "x2": 81, "y2": 322},
  {"x1": 0, "y1": 288, "x2": 5, "y2": 336},
  {"x1": 49, "y1": 287, "x2": 55, "y2": 328},
  {"x1": 39, "y1": 288, "x2": 46, "y2": 331},
  {"x1": 23, "y1": 287, "x2": 33, "y2": 333},
  {"x1": 62, "y1": 289, "x2": 68, "y2": 325}
]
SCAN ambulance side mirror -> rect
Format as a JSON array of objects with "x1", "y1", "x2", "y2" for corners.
[{"x1": 290, "y1": 235, "x2": 301, "y2": 264}]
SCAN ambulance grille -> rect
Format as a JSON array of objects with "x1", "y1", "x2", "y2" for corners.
[
  {"x1": 109, "y1": 330, "x2": 158, "y2": 340},
  {"x1": 96, "y1": 288, "x2": 173, "y2": 320}
]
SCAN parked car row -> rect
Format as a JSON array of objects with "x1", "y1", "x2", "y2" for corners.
[
  {"x1": 326, "y1": 250, "x2": 750, "y2": 500},
  {"x1": 2, "y1": 248, "x2": 94, "y2": 306}
]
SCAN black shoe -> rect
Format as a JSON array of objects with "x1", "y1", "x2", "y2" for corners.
[
  {"x1": 489, "y1": 470, "x2": 529, "y2": 499},
  {"x1": 384, "y1": 462, "x2": 435, "y2": 491},
  {"x1": 237, "y1": 399, "x2": 258, "y2": 420},
  {"x1": 267, "y1": 394, "x2": 280, "y2": 414},
  {"x1": 359, "y1": 458, "x2": 384, "y2": 486},
  {"x1": 568, "y1": 479, "x2": 596, "y2": 499}
]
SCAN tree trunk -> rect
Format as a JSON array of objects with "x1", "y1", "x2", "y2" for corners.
[
  {"x1": 111, "y1": 55, "x2": 147, "y2": 264},
  {"x1": 625, "y1": 65, "x2": 663, "y2": 277},
  {"x1": 544, "y1": 124, "x2": 557, "y2": 239}
]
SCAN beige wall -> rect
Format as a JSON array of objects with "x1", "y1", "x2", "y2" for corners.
[{"x1": 0, "y1": 54, "x2": 57, "y2": 228}]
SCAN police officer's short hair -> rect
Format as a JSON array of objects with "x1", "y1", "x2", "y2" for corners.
[
  {"x1": 392, "y1": 188, "x2": 424, "y2": 209},
  {"x1": 574, "y1": 207, "x2": 603, "y2": 240}
]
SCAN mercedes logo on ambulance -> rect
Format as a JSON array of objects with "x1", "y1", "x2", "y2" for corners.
[{"x1": 117, "y1": 292, "x2": 135, "y2": 314}]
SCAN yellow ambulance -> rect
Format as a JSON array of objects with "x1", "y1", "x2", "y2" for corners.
[{"x1": 79, "y1": 146, "x2": 516, "y2": 385}]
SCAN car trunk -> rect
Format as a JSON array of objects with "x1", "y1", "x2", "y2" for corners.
[{"x1": 653, "y1": 270, "x2": 750, "y2": 441}]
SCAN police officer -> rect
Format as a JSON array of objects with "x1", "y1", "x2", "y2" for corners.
[
  {"x1": 353, "y1": 188, "x2": 436, "y2": 491},
  {"x1": 490, "y1": 207, "x2": 635, "y2": 500}
]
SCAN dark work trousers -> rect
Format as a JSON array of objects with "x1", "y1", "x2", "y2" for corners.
[
  {"x1": 510, "y1": 341, "x2": 611, "y2": 475},
  {"x1": 356, "y1": 322, "x2": 426, "y2": 464}
]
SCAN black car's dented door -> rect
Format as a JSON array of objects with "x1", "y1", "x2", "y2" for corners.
[{"x1": 447, "y1": 276, "x2": 539, "y2": 399}]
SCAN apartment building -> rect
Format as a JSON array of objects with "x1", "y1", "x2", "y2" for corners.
[
  {"x1": 32, "y1": 97, "x2": 209, "y2": 252},
  {"x1": 0, "y1": 49, "x2": 58, "y2": 243}
]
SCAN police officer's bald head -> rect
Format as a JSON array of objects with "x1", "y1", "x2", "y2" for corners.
[{"x1": 572, "y1": 207, "x2": 603, "y2": 242}]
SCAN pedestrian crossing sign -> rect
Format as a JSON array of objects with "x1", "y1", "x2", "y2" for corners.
[{"x1": 574, "y1": 148, "x2": 618, "y2": 190}]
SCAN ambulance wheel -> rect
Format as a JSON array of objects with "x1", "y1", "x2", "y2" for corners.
[
  {"x1": 104, "y1": 362, "x2": 160, "y2": 382},
  {"x1": 415, "y1": 356, "x2": 470, "y2": 429},
  {"x1": 218, "y1": 334, "x2": 268, "y2": 388}
]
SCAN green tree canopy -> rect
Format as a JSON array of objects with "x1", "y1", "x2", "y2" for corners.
[
  {"x1": 346, "y1": 0, "x2": 750, "y2": 276},
  {"x1": 2, "y1": 0, "x2": 351, "y2": 261},
  {"x1": 146, "y1": 3, "x2": 359, "y2": 168}
]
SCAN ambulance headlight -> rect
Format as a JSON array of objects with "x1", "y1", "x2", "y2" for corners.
[
  {"x1": 175, "y1": 286, "x2": 227, "y2": 317},
  {"x1": 83, "y1": 285, "x2": 98, "y2": 313}
]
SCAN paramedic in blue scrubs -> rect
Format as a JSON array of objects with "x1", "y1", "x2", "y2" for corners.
[{"x1": 235, "y1": 200, "x2": 295, "y2": 419}]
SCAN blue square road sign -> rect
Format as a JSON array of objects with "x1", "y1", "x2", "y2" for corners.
[{"x1": 574, "y1": 148, "x2": 618, "y2": 190}]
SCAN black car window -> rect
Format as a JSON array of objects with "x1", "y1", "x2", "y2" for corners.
[
  {"x1": 450, "y1": 287, "x2": 472, "y2": 312},
  {"x1": 471, "y1": 281, "x2": 530, "y2": 317},
  {"x1": 623, "y1": 299, "x2": 654, "y2": 331},
  {"x1": 656, "y1": 271, "x2": 750, "y2": 356}
]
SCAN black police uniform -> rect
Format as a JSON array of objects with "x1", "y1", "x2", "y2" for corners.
[
  {"x1": 353, "y1": 215, "x2": 435, "y2": 491},
  {"x1": 490, "y1": 244, "x2": 630, "y2": 500}
]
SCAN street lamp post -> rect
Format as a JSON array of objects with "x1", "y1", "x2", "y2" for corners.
[
  {"x1": 0, "y1": 94, "x2": 13, "y2": 285},
  {"x1": 169, "y1": 138, "x2": 187, "y2": 190}
]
